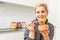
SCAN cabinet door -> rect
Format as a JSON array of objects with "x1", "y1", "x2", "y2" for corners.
[
  {"x1": 0, "y1": 31, "x2": 24, "y2": 40},
  {"x1": 0, "y1": 0, "x2": 49, "y2": 7}
]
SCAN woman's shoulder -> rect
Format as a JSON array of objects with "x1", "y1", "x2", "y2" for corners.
[{"x1": 47, "y1": 22, "x2": 54, "y2": 29}]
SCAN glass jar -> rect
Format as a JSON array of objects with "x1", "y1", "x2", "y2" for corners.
[
  {"x1": 17, "y1": 22, "x2": 22, "y2": 29},
  {"x1": 10, "y1": 22, "x2": 17, "y2": 29}
]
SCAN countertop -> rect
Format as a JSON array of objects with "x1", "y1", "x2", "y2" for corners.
[{"x1": 0, "y1": 28, "x2": 25, "y2": 33}]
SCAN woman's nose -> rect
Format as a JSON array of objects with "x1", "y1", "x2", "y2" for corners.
[{"x1": 39, "y1": 13, "x2": 42, "y2": 16}]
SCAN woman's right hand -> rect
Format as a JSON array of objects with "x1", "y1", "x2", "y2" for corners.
[
  {"x1": 27, "y1": 22, "x2": 35, "y2": 32},
  {"x1": 27, "y1": 22, "x2": 35, "y2": 39}
]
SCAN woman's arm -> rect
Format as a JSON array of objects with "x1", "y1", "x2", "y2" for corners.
[
  {"x1": 38, "y1": 24, "x2": 49, "y2": 40},
  {"x1": 38, "y1": 24, "x2": 54, "y2": 40},
  {"x1": 49, "y1": 24, "x2": 54, "y2": 40},
  {"x1": 40, "y1": 30, "x2": 49, "y2": 40},
  {"x1": 24, "y1": 28, "x2": 35, "y2": 40},
  {"x1": 24, "y1": 22, "x2": 35, "y2": 40}
]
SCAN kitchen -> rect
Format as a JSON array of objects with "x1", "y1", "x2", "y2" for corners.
[
  {"x1": 0, "y1": 1, "x2": 35, "y2": 40},
  {"x1": 0, "y1": 0, "x2": 57, "y2": 40}
]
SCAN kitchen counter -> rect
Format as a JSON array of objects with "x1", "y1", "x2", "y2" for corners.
[
  {"x1": 0, "y1": 28, "x2": 25, "y2": 40},
  {"x1": 0, "y1": 28, "x2": 25, "y2": 33}
]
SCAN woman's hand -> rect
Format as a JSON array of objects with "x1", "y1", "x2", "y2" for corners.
[
  {"x1": 27, "y1": 22, "x2": 35, "y2": 39},
  {"x1": 38, "y1": 24, "x2": 49, "y2": 40},
  {"x1": 27, "y1": 22, "x2": 35, "y2": 32},
  {"x1": 41, "y1": 30, "x2": 49, "y2": 40}
]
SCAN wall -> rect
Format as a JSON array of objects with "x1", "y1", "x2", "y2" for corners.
[
  {"x1": 56, "y1": 0, "x2": 60, "y2": 40},
  {"x1": 0, "y1": 3, "x2": 35, "y2": 29}
]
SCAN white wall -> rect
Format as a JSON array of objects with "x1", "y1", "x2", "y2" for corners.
[
  {"x1": 48, "y1": 1, "x2": 56, "y2": 25},
  {"x1": 56, "y1": 0, "x2": 60, "y2": 40},
  {"x1": 0, "y1": 3, "x2": 35, "y2": 29}
]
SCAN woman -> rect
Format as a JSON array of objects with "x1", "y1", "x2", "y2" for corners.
[{"x1": 24, "y1": 3, "x2": 54, "y2": 40}]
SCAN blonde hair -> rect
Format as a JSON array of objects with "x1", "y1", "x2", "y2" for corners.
[{"x1": 34, "y1": 3, "x2": 48, "y2": 13}]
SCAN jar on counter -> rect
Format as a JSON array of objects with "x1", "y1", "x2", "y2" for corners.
[
  {"x1": 21, "y1": 22, "x2": 26, "y2": 29},
  {"x1": 17, "y1": 22, "x2": 22, "y2": 29},
  {"x1": 10, "y1": 22, "x2": 17, "y2": 29}
]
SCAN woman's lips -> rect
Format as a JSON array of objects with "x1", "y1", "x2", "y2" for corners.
[
  {"x1": 38, "y1": 16, "x2": 44, "y2": 19},
  {"x1": 38, "y1": 17, "x2": 44, "y2": 21}
]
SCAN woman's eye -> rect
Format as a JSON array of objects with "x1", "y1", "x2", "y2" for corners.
[
  {"x1": 41, "y1": 11, "x2": 45, "y2": 13},
  {"x1": 36, "y1": 10, "x2": 45, "y2": 14},
  {"x1": 37, "y1": 11, "x2": 40, "y2": 13}
]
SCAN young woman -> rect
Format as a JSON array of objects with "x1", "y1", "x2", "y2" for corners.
[{"x1": 24, "y1": 3, "x2": 54, "y2": 40}]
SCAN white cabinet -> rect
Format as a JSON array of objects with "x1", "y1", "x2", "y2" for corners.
[
  {"x1": 0, "y1": 31, "x2": 24, "y2": 40},
  {"x1": 0, "y1": 0, "x2": 49, "y2": 7}
]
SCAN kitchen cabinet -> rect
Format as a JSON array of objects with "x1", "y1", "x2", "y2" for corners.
[
  {"x1": 0, "y1": 0, "x2": 49, "y2": 7},
  {"x1": 0, "y1": 29, "x2": 25, "y2": 40}
]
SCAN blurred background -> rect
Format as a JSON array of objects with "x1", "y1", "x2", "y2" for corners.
[{"x1": 0, "y1": 0, "x2": 58, "y2": 40}]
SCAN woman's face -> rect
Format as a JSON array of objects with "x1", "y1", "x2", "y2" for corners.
[{"x1": 35, "y1": 6, "x2": 48, "y2": 22}]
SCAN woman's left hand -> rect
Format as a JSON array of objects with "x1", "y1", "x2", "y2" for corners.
[
  {"x1": 38, "y1": 24, "x2": 49, "y2": 40},
  {"x1": 41, "y1": 30, "x2": 49, "y2": 40}
]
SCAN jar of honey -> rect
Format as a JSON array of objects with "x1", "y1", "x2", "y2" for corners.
[{"x1": 10, "y1": 22, "x2": 17, "y2": 29}]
